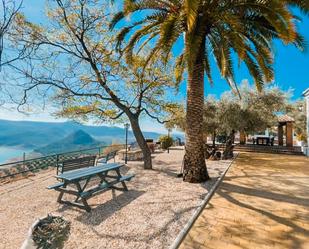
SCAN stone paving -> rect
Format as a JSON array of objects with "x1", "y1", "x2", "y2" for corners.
[{"x1": 179, "y1": 152, "x2": 309, "y2": 249}]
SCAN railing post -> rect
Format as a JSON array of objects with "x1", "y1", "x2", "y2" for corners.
[{"x1": 56, "y1": 154, "x2": 59, "y2": 175}]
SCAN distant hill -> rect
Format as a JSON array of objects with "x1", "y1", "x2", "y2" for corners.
[
  {"x1": 34, "y1": 130, "x2": 104, "y2": 155},
  {"x1": 0, "y1": 119, "x2": 163, "y2": 149}
]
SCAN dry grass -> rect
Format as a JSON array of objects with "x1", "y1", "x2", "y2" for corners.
[{"x1": 0, "y1": 147, "x2": 233, "y2": 249}]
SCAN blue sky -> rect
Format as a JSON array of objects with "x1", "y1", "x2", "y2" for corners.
[{"x1": 0, "y1": 1, "x2": 308, "y2": 133}]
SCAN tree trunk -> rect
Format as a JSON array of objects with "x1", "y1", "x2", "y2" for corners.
[
  {"x1": 223, "y1": 130, "x2": 235, "y2": 160},
  {"x1": 183, "y1": 39, "x2": 210, "y2": 183},
  {"x1": 239, "y1": 130, "x2": 246, "y2": 144},
  {"x1": 212, "y1": 132, "x2": 216, "y2": 147},
  {"x1": 129, "y1": 116, "x2": 152, "y2": 169}
]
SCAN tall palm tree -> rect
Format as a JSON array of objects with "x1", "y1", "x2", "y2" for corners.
[{"x1": 110, "y1": 0, "x2": 308, "y2": 183}]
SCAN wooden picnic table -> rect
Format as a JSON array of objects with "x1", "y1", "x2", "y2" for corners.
[
  {"x1": 254, "y1": 136, "x2": 274, "y2": 146},
  {"x1": 48, "y1": 163, "x2": 134, "y2": 212}
]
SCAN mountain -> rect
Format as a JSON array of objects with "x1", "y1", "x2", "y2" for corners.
[
  {"x1": 0, "y1": 119, "x2": 164, "y2": 149},
  {"x1": 34, "y1": 130, "x2": 104, "y2": 155}
]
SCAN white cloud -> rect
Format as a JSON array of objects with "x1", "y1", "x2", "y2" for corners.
[{"x1": 0, "y1": 104, "x2": 66, "y2": 123}]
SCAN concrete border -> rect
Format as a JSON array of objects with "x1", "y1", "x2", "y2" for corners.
[{"x1": 169, "y1": 153, "x2": 239, "y2": 249}]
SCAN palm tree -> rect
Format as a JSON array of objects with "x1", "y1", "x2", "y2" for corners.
[{"x1": 110, "y1": 0, "x2": 308, "y2": 183}]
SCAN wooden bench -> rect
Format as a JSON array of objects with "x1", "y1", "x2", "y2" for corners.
[
  {"x1": 57, "y1": 155, "x2": 96, "y2": 175},
  {"x1": 96, "y1": 151, "x2": 117, "y2": 165}
]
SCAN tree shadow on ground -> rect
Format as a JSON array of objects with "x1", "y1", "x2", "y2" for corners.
[
  {"x1": 88, "y1": 205, "x2": 197, "y2": 244},
  {"x1": 215, "y1": 180, "x2": 309, "y2": 249},
  {"x1": 220, "y1": 182, "x2": 309, "y2": 207},
  {"x1": 76, "y1": 189, "x2": 145, "y2": 226}
]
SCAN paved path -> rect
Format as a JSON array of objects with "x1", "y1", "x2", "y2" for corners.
[{"x1": 179, "y1": 152, "x2": 309, "y2": 249}]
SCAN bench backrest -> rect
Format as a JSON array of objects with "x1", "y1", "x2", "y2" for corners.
[
  {"x1": 97, "y1": 151, "x2": 117, "y2": 164},
  {"x1": 107, "y1": 151, "x2": 117, "y2": 161},
  {"x1": 59, "y1": 155, "x2": 97, "y2": 174}
]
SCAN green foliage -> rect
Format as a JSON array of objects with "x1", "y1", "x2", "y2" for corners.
[
  {"x1": 111, "y1": 0, "x2": 307, "y2": 92},
  {"x1": 165, "y1": 82, "x2": 291, "y2": 136},
  {"x1": 6, "y1": 1, "x2": 179, "y2": 127},
  {"x1": 32, "y1": 215, "x2": 70, "y2": 249},
  {"x1": 165, "y1": 104, "x2": 186, "y2": 131},
  {"x1": 218, "y1": 81, "x2": 290, "y2": 135},
  {"x1": 159, "y1": 135, "x2": 173, "y2": 150},
  {"x1": 286, "y1": 100, "x2": 307, "y2": 143}
]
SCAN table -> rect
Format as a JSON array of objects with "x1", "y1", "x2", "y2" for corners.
[
  {"x1": 48, "y1": 163, "x2": 134, "y2": 212},
  {"x1": 254, "y1": 136, "x2": 273, "y2": 146},
  {"x1": 118, "y1": 149, "x2": 143, "y2": 161}
]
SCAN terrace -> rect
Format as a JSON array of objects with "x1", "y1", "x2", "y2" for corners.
[{"x1": 0, "y1": 147, "x2": 233, "y2": 249}]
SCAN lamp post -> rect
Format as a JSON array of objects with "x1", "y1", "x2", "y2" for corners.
[
  {"x1": 124, "y1": 123, "x2": 130, "y2": 164},
  {"x1": 167, "y1": 128, "x2": 172, "y2": 153}
]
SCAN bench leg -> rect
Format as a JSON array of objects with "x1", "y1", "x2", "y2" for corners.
[
  {"x1": 74, "y1": 178, "x2": 91, "y2": 202},
  {"x1": 74, "y1": 182, "x2": 91, "y2": 212},
  {"x1": 57, "y1": 191, "x2": 64, "y2": 203},
  {"x1": 81, "y1": 198, "x2": 91, "y2": 212},
  {"x1": 98, "y1": 172, "x2": 107, "y2": 184},
  {"x1": 56, "y1": 182, "x2": 67, "y2": 203},
  {"x1": 116, "y1": 168, "x2": 128, "y2": 191}
]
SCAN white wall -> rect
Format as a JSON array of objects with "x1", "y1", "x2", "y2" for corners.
[
  {"x1": 304, "y1": 90, "x2": 309, "y2": 156},
  {"x1": 307, "y1": 96, "x2": 309, "y2": 148}
]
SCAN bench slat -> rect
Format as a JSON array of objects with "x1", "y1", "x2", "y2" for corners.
[
  {"x1": 56, "y1": 163, "x2": 124, "y2": 181},
  {"x1": 80, "y1": 174, "x2": 134, "y2": 198},
  {"x1": 47, "y1": 182, "x2": 64, "y2": 190},
  {"x1": 60, "y1": 155, "x2": 96, "y2": 173}
]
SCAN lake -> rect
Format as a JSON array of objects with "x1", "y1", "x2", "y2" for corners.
[{"x1": 0, "y1": 146, "x2": 32, "y2": 164}]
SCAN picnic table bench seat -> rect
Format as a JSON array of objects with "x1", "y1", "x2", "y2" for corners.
[
  {"x1": 47, "y1": 182, "x2": 65, "y2": 190},
  {"x1": 80, "y1": 174, "x2": 134, "y2": 198}
]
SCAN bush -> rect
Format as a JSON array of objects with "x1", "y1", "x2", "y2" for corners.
[
  {"x1": 159, "y1": 135, "x2": 173, "y2": 150},
  {"x1": 32, "y1": 215, "x2": 70, "y2": 249}
]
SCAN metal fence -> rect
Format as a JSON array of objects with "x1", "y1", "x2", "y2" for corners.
[{"x1": 0, "y1": 144, "x2": 125, "y2": 179}]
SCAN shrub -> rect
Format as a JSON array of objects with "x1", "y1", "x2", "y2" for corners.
[
  {"x1": 159, "y1": 135, "x2": 173, "y2": 150},
  {"x1": 32, "y1": 215, "x2": 70, "y2": 249}
]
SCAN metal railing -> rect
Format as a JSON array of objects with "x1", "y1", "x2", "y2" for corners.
[{"x1": 0, "y1": 144, "x2": 125, "y2": 179}]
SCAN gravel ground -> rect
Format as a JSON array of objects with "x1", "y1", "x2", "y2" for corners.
[{"x1": 0, "y1": 147, "x2": 234, "y2": 249}]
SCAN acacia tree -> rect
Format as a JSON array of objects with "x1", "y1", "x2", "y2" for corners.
[
  {"x1": 0, "y1": 0, "x2": 23, "y2": 68},
  {"x1": 0, "y1": 0, "x2": 24, "y2": 105},
  {"x1": 6, "y1": 0, "x2": 178, "y2": 169},
  {"x1": 111, "y1": 0, "x2": 307, "y2": 182}
]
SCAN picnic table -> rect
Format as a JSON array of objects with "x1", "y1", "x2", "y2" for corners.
[
  {"x1": 253, "y1": 136, "x2": 274, "y2": 146},
  {"x1": 48, "y1": 163, "x2": 134, "y2": 212}
]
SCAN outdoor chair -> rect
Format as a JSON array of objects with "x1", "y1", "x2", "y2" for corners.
[{"x1": 96, "y1": 151, "x2": 117, "y2": 165}]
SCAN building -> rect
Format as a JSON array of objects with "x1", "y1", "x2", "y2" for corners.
[{"x1": 303, "y1": 88, "x2": 309, "y2": 156}]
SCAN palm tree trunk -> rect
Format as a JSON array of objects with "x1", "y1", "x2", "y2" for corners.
[
  {"x1": 129, "y1": 116, "x2": 152, "y2": 169},
  {"x1": 183, "y1": 43, "x2": 210, "y2": 183}
]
